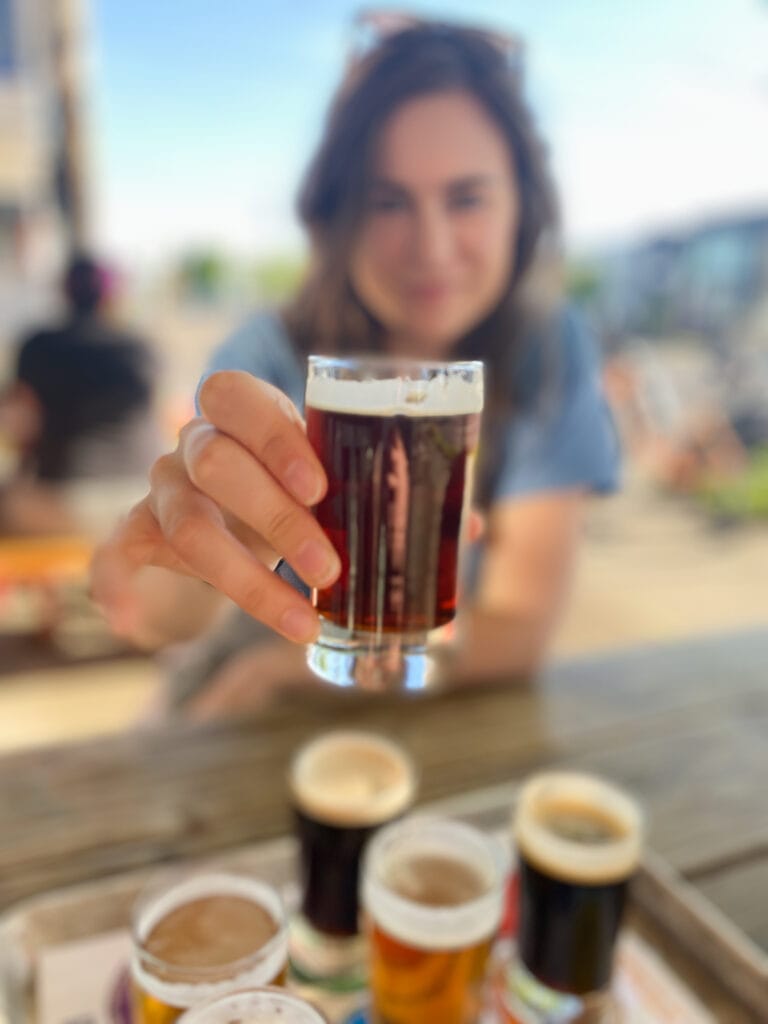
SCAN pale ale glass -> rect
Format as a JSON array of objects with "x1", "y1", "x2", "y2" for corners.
[
  {"x1": 363, "y1": 817, "x2": 507, "y2": 1024},
  {"x1": 176, "y1": 988, "x2": 327, "y2": 1024},
  {"x1": 305, "y1": 356, "x2": 483, "y2": 691},
  {"x1": 131, "y1": 872, "x2": 289, "y2": 1024}
]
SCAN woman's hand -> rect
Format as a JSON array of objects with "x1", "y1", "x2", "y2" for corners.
[{"x1": 91, "y1": 371, "x2": 341, "y2": 645}]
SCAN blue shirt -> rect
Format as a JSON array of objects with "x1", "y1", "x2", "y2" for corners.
[{"x1": 200, "y1": 306, "x2": 620, "y2": 502}]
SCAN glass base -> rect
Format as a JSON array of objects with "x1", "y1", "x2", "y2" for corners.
[
  {"x1": 289, "y1": 913, "x2": 368, "y2": 992},
  {"x1": 306, "y1": 619, "x2": 442, "y2": 692},
  {"x1": 501, "y1": 961, "x2": 616, "y2": 1024}
]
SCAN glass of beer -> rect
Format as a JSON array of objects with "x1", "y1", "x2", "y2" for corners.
[
  {"x1": 176, "y1": 988, "x2": 327, "y2": 1024},
  {"x1": 131, "y1": 870, "x2": 289, "y2": 1024},
  {"x1": 363, "y1": 816, "x2": 508, "y2": 1024},
  {"x1": 305, "y1": 356, "x2": 483, "y2": 690},
  {"x1": 289, "y1": 730, "x2": 417, "y2": 987},
  {"x1": 505, "y1": 772, "x2": 643, "y2": 1022}
]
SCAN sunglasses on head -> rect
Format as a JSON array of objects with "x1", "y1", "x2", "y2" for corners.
[{"x1": 348, "y1": 7, "x2": 523, "y2": 69}]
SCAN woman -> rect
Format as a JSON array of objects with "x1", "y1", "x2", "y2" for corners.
[{"x1": 92, "y1": 17, "x2": 619, "y2": 717}]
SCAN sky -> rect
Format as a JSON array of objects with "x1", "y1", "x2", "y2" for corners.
[{"x1": 88, "y1": 0, "x2": 768, "y2": 266}]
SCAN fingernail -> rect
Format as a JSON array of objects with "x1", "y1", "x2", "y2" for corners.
[
  {"x1": 294, "y1": 538, "x2": 341, "y2": 587},
  {"x1": 283, "y1": 459, "x2": 323, "y2": 505},
  {"x1": 280, "y1": 605, "x2": 320, "y2": 643}
]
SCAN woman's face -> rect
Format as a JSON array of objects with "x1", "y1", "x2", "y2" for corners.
[{"x1": 350, "y1": 89, "x2": 520, "y2": 357}]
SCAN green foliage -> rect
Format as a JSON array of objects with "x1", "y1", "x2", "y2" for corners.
[
  {"x1": 698, "y1": 447, "x2": 768, "y2": 520},
  {"x1": 177, "y1": 250, "x2": 229, "y2": 300},
  {"x1": 566, "y1": 261, "x2": 602, "y2": 303},
  {"x1": 252, "y1": 255, "x2": 306, "y2": 302}
]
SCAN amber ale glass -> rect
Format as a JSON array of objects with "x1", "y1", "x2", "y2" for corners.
[
  {"x1": 131, "y1": 871, "x2": 289, "y2": 1024},
  {"x1": 363, "y1": 817, "x2": 507, "y2": 1024},
  {"x1": 305, "y1": 356, "x2": 483, "y2": 690}
]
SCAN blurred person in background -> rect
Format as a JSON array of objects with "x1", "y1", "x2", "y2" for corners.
[
  {"x1": 92, "y1": 15, "x2": 620, "y2": 719},
  {"x1": 0, "y1": 253, "x2": 162, "y2": 537}
]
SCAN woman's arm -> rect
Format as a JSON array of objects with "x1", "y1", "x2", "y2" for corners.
[
  {"x1": 185, "y1": 491, "x2": 586, "y2": 721},
  {"x1": 446, "y1": 489, "x2": 586, "y2": 682},
  {"x1": 104, "y1": 564, "x2": 231, "y2": 649}
]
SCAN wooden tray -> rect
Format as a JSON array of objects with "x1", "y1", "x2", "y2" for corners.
[{"x1": 0, "y1": 785, "x2": 764, "y2": 1023}]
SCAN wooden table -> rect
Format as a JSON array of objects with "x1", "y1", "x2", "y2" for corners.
[{"x1": 0, "y1": 628, "x2": 766, "y2": 1003}]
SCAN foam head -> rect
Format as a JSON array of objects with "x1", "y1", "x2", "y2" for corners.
[
  {"x1": 176, "y1": 988, "x2": 327, "y2": 1024},
  {"x1": 132, "y1": 873, "x2": 288, "y2": 1008},
  {"x1": 290, "y1": 731, "x2": 417, "y2": 828},
  {"x1": 363, "y1": 817, "x2": 509, "y2": 951},
  {"x1": 305, "y1": 357, "x2": 484, "y2": 417},
  {"x1": 514, "y1": 772, "x2": 643, "y2": 886}
]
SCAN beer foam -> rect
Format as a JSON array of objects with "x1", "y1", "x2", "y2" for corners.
[
  {"x1": 132, "y1": 873, "x2": 288, "y2": 1009},
  {"x1": 305, "y1": 363, "x2": 483, "y2": 417},
  {"x1": 362, "y1": 817, "x2": 508, "y2": 952},
  {"x1": 177, "y1": 987, "x2": 327, "y2": 1024},
  {"x1": 290, "y1": 730, "x2": 416, "y2": 827},
  {"x1": 514, "y1": 772, "x2": 643, "y2": 886}
]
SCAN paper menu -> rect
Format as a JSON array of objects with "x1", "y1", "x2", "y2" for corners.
[{"x1": 37, "y1": 931, "x2": 131, "y2": 1024}]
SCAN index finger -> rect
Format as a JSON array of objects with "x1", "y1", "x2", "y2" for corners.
[{"x1": 198, "y1": 371, "x2": 326, "y2": 507}]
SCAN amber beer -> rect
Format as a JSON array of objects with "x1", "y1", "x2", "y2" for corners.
[
  {"x1": 514, "y1": 773, "x2": 643, "y2": 997},
  {"x1": 176, "y1": 988, "x2": 327, "y2": 1024},
  {"x1": 131, "y1": 872, "x2": 289, "y2": 1024},
  {"x1": 363, "y1": 817, "x2": 507, "y2": 1024},
  {"x1": 305, "y1": 357, "x2": 483, "y2": 689}
]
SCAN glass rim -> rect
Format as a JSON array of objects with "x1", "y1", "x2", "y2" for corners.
[
  {"x1": 176, "y1": 986, "x2": 329, "y2": 1024},
  {"x1": 307, "y1": 354, "x2": 484, "y2": 375},
  {"x1": 131, "y1": 869, "x2": 289, "y2": 982},
  {"x1": 289, "y1": 728, "x2": 419, "y2": 827},
  {"x1": 513, "y1": 771, "x2": 644, "y2": 885},
  {"x1": 363, "y1": 815, "x2": 509, "y2": 922}
]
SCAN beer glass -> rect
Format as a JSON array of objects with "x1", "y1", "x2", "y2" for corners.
[
  {"x1": 176, "y1": 988, "x2": 327, "y2": 1024},
  {"x1": 362, "y1": 816, "x2": 508, "y2": 1024},
  {"x1": 505, "y1": 772, "x2": 643, "y2": 1023},
  {"x1": 289, "y1": 730, "x2": 417, "y2": 987},
  {"x1": 131, "y1": 871, "x2": 289, "y2": 1024},
  {"x1": 305, "y1": 356, "x2": 483, "y2": 690}
]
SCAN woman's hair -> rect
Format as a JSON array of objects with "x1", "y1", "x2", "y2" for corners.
[{"x1": 283, "y1": 19, "x2": 560, "y2": 404}]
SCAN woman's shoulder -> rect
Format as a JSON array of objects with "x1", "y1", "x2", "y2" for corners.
[
  {"x1": 206, "y1": 309, "x2": 295, "y2": 373},
  {"x1": 511, "y1": 302, "x2": 602, "y2": 411},
  {"x1": 203, "y1": 309, "x2": 305, "y2": 397}
]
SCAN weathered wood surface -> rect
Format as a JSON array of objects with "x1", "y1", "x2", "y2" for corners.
[
  {"x1": 0, "y1": 629, "x2": 766, "y2": 971},
  {"x1": 1, "y1": 793, "x2": 763, "y2": 1023}
]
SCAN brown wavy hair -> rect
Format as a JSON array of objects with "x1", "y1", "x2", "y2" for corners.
[{"x1": 283, "y1": 20, "x2": 560, "y2": 409}]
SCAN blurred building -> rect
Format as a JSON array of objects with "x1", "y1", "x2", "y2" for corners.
[
  {"x1": 591, "y1": 210, "x2": 768, "y2": 353},
  {"x1": 0, "y1": 0, "x2": 90, "y2": 349}
]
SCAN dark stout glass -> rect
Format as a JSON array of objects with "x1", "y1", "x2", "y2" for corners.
[
  {"x1": 290, "y1": 731, "x2": 416, "y2": 938},
  {"x1": 514, "y1": 773, "x2": 643, "y2": 997},
  {"x1": 305, "y1": 406, "x2": 480, "y2": 634}
]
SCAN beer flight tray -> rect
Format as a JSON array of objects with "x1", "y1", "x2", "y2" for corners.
[{"x1": 0, "y1": 785, "x2": 764, "y2": 1024}]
